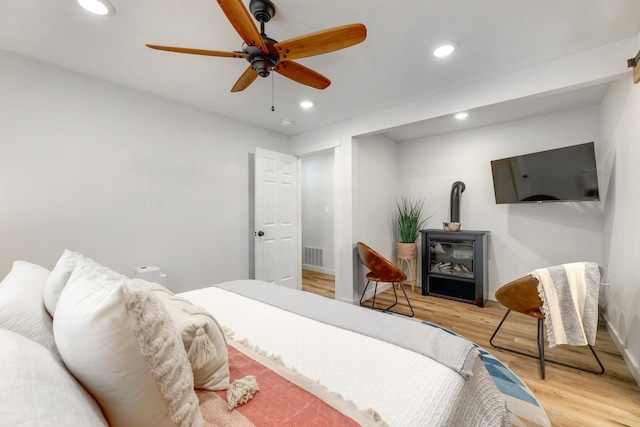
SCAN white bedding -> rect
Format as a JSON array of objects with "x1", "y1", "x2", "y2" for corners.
[{"x1": 179, "y1": 280, "x2": 509, "y2": 427}]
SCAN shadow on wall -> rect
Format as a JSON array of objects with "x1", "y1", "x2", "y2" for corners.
[
  {"x1": 604, "y1": 285, "x2": 640, "y2": 380},
  {"x1": 624, "y1": 290, "x2": 640, "y2": 373},
  {"x1": 601, "y1": 147, "x2": 617, "y2": 281},
  {"x1": 506, "y1": 201, "x2": 603, "y2": 231},
  {"x1": 248, "y1": 153, "x2": 255, "y2": 279},
  {"x1": 628, "y1": 311, "x2": 640, "y2": 378},
  {"x1": 506, "y1": 202, "x2": 603, "y2": 264},
  {"x1": 353, "y1": 245, "x2": 363, "y2": 301}
]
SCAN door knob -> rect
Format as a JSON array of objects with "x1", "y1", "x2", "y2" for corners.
[{"x1": 257, "y1": 231, "x2": 265, "y2": 236}]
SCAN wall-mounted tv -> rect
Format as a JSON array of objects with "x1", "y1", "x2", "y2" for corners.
[{"x1": 490, "y1": 142, "x2": 600, "y2": 204}]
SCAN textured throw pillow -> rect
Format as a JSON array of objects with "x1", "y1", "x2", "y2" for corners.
[
  {"x1": 135, "y1": 279, "x2": 230, "y2": 391},
  {"x1": 54, "y1": 258, "x2": 203, "y2": 427},
  {"x1": 0, "y1": 260, "x2": 58, "y2": 354},
  {"x1": 43, "y1": 249, "x2": 87, "y2": 317},
  {"x1": 0, "y1": 328, "x2": 108, "y2": 427}
]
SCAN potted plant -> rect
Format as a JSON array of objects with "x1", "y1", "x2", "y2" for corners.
[{"x1": 394, "y1": 196, "x2": 428, "y2": 259}]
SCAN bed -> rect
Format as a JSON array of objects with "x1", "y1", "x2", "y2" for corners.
[
  {"x1": 178, "y1": 279, "x2": 510, "y2": 426},
  {"x1": 0, "y1": 252, "x2": 550, "y2": 427}
]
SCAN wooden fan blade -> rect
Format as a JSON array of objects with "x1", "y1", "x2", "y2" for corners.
[
  {"x1": 146, "y1": 44, "x2": 248, "y2": 58},
  {"x1": 274, "y1": 61, "x2": 330, "y2": 90},
  {"x1": 217, "y1": 0, "x2": 268, "y2": 53},
  {"x1": 231, "y1": 65, "x2": 259, "y2": 92},
  {"x1": 274, "y1": 24, "x2": 366, "y2": 61}
]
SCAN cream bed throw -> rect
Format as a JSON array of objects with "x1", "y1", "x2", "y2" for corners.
[{"x1": 531, "y1": 262, "x2": 600, "y2": 348}]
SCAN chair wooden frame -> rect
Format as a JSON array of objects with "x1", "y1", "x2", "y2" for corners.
[
  {"x1": 489, "y1": 274, "x2": 605, "y2": 379},
  {"x1": 357, "y1": 242, "x2": 414, "y2": 317}
]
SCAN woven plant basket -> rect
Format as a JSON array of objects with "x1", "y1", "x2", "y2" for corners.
[{"x1": 396, "y1": 242, "x2": 418, "y2": 260}]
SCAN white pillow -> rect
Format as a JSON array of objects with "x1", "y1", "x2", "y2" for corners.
[
  {"x1": 137, "y1": 279, "x2": 230, "y2": 391},
  {"x1": 0, "y1": 328, "x2": 108, "y2": 427},
  {"x1": 44, "y1": 249, "x2": 87, "y2": 317},
  {"x1": 54, "y1": 258, "x2": 203, "y2": 427},
  {"x1": 0, "y1": 260, "x2": 58, "y2": 354}
]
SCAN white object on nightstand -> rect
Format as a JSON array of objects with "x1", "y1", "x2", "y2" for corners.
[{"x1": 133, "y1": 266, "x2": 167, "y2": 286}]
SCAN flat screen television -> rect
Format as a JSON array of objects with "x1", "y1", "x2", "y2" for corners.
[{"x1": 490, "y1": 142, "x2": 600, "y2": 204}]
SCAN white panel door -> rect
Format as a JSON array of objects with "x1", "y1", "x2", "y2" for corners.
[{"x1": 255, "y1": 148, "x2": 299, "y2": 289}]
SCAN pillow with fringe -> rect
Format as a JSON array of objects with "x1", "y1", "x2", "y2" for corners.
[
  {"x1": 135, "y1": 279, "x2": 230, "y2": 391},
  {"x1": 54, "y1": 258, "x2": 203, "y2": 427}
]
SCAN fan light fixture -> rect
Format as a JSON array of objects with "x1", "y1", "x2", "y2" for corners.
[
  {"x1": 454, "y1": 112, "x2": 469, "y2": 120},
  {"x1": 300, "y1": 100, "x2": 314, "y2": 109},
  {"x1": 433, "y1": 42, "x2": 457, "y2": 58},
  {"x1": 77, "y1": 0, "x2": 115, "y2": 16}
]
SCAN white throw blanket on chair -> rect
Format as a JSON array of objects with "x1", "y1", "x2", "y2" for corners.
[{"x1": 530, "y1": 262, "x2": 600, "y2": 348}]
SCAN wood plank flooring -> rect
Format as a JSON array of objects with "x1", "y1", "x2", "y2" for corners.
[{"x1": 302, "y1": 269, "x2": 640, "y2": 427}]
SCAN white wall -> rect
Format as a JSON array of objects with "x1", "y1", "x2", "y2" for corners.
[
  {"x1": 599, "y1": 71, "x2": 640, "y2": 383},
  {"x1": 397, "y1": 106, "x2": 603, "y2": 299},
  {"x1": 301, "y1": 151, "x2": 334, "y2": 273},
  {"x1": 0, "y1": 50, "x2": 290, "y2": 292},
  {"x1": 292, "y1": 37, "x2": 632, "y2": 308},
  {"x1": 354, "y1": 134, "x2": 399, "y2": 256},
  {"x1": 353, "y1": 134, "x2": 400, "y2": 295}
]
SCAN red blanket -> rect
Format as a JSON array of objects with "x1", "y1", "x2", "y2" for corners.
[{"x1": 197, "y1": 343, "x2": 371, "y2": 426}]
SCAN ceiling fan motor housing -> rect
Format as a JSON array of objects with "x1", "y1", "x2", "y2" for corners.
[
  {"x1": 243, "y1": 36, "x2": 279, "y2": 77},
  {"x1": 245, "y1": 0, "x2": 278, "y2": 77}
]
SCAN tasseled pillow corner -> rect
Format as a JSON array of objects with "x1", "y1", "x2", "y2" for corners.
[
  {"x1": 226, "y1": 375, "x2": 259, "y2": 411},
  {"x1": 188, "y1": 326, "x2": 218, "y2": 370}
]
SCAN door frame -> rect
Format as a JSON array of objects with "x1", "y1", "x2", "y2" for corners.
[{"x1": 294, "y1": 139, "x2": 354, "y2": 303}]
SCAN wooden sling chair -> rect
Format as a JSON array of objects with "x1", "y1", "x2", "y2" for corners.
[
  {"x1": 489, "y1": 273, "x2": 605, "y2": 379},
  {"x1": 356, "y1": 242, "x2": 414, "y2": 317}
]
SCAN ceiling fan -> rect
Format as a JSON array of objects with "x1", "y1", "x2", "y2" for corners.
[{"x1": 146, "y1": 0, "x2": 367, "y2": 92}]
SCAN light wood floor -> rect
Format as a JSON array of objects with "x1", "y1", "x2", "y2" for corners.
[{"x1": 302, "y1": 269, "x2": 640, "y2": 427}]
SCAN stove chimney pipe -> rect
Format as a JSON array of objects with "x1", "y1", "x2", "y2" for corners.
[{"x1": 450, "y1": 181, "x2": 466, "y2": 223}]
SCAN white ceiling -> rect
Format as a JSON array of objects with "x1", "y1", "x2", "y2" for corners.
[
  {"x1": 1, "y1": 0, "x2": 639, "y2": 138},
  {"x1": 380, "y1": 82, "x2": 614, "y2": 141}
]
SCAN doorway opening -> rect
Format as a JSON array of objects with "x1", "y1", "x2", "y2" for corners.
[{"x1": 301, "y1": 151, "x2": 335, "y2": 293}]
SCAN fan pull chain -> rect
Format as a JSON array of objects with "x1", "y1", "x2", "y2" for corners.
[{"x1": 271, "y1": 72, "x2": 275, "y2": 112}]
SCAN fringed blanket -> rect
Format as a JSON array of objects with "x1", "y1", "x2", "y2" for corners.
[
  {"x1": 197, "y1": 341, "x2": 386, "y2": 427},
  {"x1": 530, "y1": 262, "x2": 600, "y2": 348}
]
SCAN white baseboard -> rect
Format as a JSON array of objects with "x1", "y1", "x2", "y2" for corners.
[
  {"x1": 301, "y1": 264, "x2": 335, "y2": 275},
  {"x1": 603, "y1": 314, "x2": 640, "y2": 388}
]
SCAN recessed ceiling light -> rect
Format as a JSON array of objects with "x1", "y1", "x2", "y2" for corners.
[
  {"x1": 433, "y1": 42, "x2": 457, "y2": 58},
  {"x1": 454, "y1": 112, "x2": 469, "y2": 120},
  {"x1": 299, "y1": 100, "x2": 314, "y2": 109},
  {"x1": 77, "y1": 0, "x2": 115, "y2": 16},
  {"x1": 281, "y1": 119, "x2": 293, "y2": 127}
]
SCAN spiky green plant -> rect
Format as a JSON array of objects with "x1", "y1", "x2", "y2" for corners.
[{"x1": 395, "y1": 196, "x2": 427, "y2": 243}]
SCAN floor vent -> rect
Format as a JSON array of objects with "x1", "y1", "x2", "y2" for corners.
[{"x1": 303, "y1": 246, "x2": 324, "y2": 267}]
